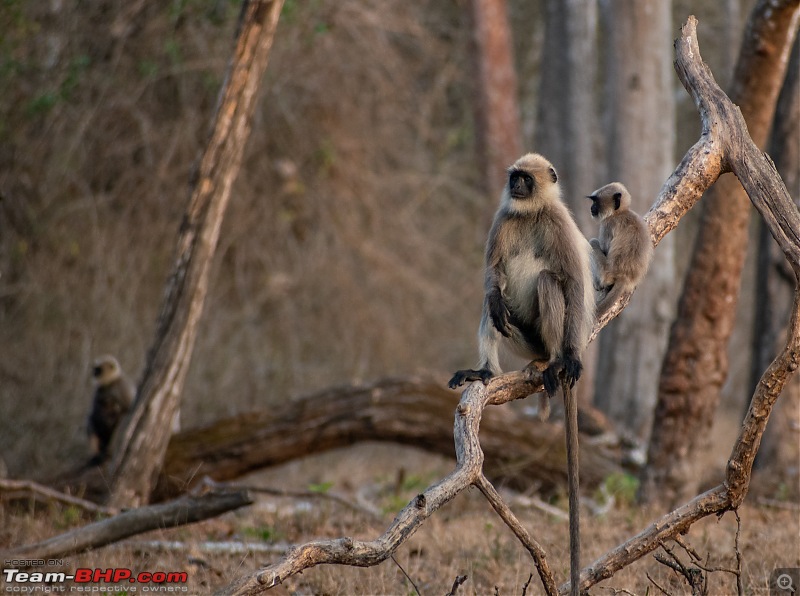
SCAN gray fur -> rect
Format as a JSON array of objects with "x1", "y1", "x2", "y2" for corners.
[
  {"x1": 477, "y1": 153, "x2": 594, "y2": 376},
  {"x1": 588, "y1": 182, "x2": 653, "y2": 316}
]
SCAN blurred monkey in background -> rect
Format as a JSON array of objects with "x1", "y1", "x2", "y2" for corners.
[{"x1": 87, "y1": 355, "x2": 134, "y2": 465}]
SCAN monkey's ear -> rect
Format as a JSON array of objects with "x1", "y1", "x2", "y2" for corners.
[
  {"x1": 548, "y1": 167, "x2": 558, "y2": 183},
  {"x1": 613, "y1": 192, "x2": 622, "y2": 210}
]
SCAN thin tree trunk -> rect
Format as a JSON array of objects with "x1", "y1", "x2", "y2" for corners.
[
  {"x1": 535, "y1": 0, "x2": 599, "y2": 406},
  {"x1": 641, "y1": 0, "x2": 800, "y2": 507},
  {"x1": 469, "y1": 0, "x2": 523, "y2": 197},
  {"x1": 593, "y1": 0, "x2": 676, "y2": 441},
  {"x1": 108, "y1": 0, "x2": 285, "y2": 508}
]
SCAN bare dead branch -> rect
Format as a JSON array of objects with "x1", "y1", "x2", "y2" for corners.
[
  {"x1": 475, "y1": 475, "x2": 558, "y2": 596},
  {"x1": 646, "y1": 572, "x2": 673, "y2": 596},
  {"x1": 0, "y1": 488, "x2": 252, "y2": 561},
  {"x1": 391, "y1": 554, "x2": 421, "y2": 596},
  {"x1": 446, "y1": 574, "x2": 469, "y2": 596}
]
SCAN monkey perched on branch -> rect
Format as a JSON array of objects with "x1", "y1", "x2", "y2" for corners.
[
  {"x1": 588, "y1": 182, "x2": 653, "y2": 316},
  {"x1": 448, "y1": 152, "x2": 594, "y2": 595}
]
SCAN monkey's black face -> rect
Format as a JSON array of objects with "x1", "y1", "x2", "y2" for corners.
[
  {"x1": 588, "y1": 196, "x2": 599, "y2": 218},
  {"x1": 93, "y1": 366, "x2": 102, "y2": 378},
  {"x1": 509, "y1": 170, "x2": 534, "y2": 199}
]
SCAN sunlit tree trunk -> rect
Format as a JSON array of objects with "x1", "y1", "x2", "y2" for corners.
[
  {"x1": 640, "y1": 0, "x2": 800, "y2": 507},
  {"x1": 593, "y1": 0, "x2": 676, "y2": 441},
  {"x1": 108, "y1": 0, "x2": 285, "y2": 508},
  {"x1": 470, "y1": 0, "x2": 523, "y2": 197}
]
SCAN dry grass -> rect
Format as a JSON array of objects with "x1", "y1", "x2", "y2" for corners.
[{"x1": 2, "y1": 443, "x2": 798, "y2": 594}]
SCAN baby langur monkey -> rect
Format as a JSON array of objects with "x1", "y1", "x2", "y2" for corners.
[
  {"x1": 588, "y1": 182, "x2": 653, "y2": 317},
  {"x1": 449, "y1": 153, "x2": 594, "y2": 596}
]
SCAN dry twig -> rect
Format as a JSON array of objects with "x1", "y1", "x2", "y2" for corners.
[{"x1": 445, "y1": 574, "x2": 468, "y2": 596}]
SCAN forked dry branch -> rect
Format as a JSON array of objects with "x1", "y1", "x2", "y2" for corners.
[{"x1": 221, "y1": 17, "x2": 800, "y2": 595}]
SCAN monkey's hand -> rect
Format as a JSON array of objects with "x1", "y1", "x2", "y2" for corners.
[
  {"x1": 589, "y1": 238, "x2": 604, "y2": 253},
  {"x1": 448, "y1": 368, "x2": 494, "y2": 389},
  {"x1": 488, "y1": 290, "x2": 514, "y2": 337},
  {"x1": 560, "y1": 351, "x2": 583, "y2": 389}
]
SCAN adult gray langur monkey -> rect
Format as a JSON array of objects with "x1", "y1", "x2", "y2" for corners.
[
  {"x1": 588, "y1": 182, "x2": 653, "y2": 317},
  {"x1": 448, "y1": 152, "x2": 594, "y2": 595}
]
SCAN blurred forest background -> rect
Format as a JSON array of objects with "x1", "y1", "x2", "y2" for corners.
[{"x1": 0, "y1": 0, "x2": 796, "y2": 504}]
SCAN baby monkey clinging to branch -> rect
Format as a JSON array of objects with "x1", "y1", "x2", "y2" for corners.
[{"x1": 588, "y1": 182, "x2": 653, "y2": 317}]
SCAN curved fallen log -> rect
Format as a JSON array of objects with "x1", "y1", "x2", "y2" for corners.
[
  {"x1": 55, "y1": 377, "x2": 623, "y2": 503},
  {"x1": 154, "y1": 377, "x2": 621, "y2": 500}
]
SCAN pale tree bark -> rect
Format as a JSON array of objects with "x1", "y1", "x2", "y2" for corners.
[
  {"x1": 750, "y1": 38, "x2": 800, "y2": 499},
  {"x1": 641, "y1": 0, "x2": 800, "y2": 507},
  {"x1": 218, "y1": 19, "x2": 800, "y2": 593},
  {"x1": 593, "y1": 0, "x2": 676, "y2": 443},
  {"x1": 108, "y1": 0, "x2": 285, "y2": 508},
  {"x1": 535, "y1": 0, "x2": 598, "y2": 227},
  {"x1": 535, "y1": 0, "x2": 599, "y2": 406},
  {"x1": 469, "y1": 0, "x2": 523, "y2": 197}
]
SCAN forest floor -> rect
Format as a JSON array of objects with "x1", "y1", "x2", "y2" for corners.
[{"x1": 2, "y1": 440, "x2": 798, "y2": 595}]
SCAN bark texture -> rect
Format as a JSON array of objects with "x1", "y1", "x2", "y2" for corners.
[
  {"x1": 641, "y1": 0, "x2": 800, "y2": 507},
  {"x1": 108, "y1": 0, "x2": 285, "y2": 508},
  {"x1": 593, "y1": 0, "x2": 676, "y2": 442}
]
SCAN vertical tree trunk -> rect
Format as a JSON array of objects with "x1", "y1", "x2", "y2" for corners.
[
  {"x1": 593, "y1": 0, "x2": 676, "y2": 440},
  {"x1": 108, "y1": 0, "x2": 285, "y2": 508},
  {"x1": 535, "y1": 0, "x2": 599, "y2": 406},
  {"x1": 640, "y1": 0, "x2": 800, "y2": 507},
  {"x1": 750, "y1": 38, "x2": 800, "y2": 498},
  {"x1": 469, "y1": 0, "x2": 523, "y2": 196}
]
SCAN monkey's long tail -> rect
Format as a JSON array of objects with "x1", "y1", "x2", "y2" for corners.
[{"x1": 562, "y1": 378, "x2": 580, "y2": 596}]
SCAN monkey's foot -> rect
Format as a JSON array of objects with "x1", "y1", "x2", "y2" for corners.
[
  {"x1": 541, "y1": 364, "x2": 560, "y2": 396},
  {"x1": 559, "y1": 354, "x2": 583, "y2": 389},
  {"x1": 448, "y1": 368, "x2": 494, "y2": 389}
]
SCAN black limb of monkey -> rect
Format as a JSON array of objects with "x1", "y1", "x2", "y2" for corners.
[{"x1": 448, "y1": 368, "x2": 494, "y2": 389}]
